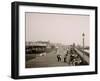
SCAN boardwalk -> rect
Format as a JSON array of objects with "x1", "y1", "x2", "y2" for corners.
[
  {"x1": 26, "y1": 46, "x2": 89, "y2": 68},
  {"x1": 26, "y1": 46, "x2": 69, "y2": 68}
]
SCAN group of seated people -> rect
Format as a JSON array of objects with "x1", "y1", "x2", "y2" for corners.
[{"x1": 65, "y1": 48, "x2": 83, "y2": 66}]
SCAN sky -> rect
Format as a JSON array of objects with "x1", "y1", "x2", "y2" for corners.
[{"x1": 26, "y1": 12, "x2": 90, "y2": 46}]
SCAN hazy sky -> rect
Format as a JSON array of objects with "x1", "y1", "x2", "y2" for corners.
[{"x1": 26, "y1": 12, "x2": 90, "y2": 46}]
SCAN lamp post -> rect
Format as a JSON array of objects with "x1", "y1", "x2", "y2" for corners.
[{"x1": 82, "y1": 33, "x2": 85, "y2": 58}]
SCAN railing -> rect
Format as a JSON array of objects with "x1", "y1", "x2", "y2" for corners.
[
  {"x1": 74, "y1": 48, "x2": 89, "y2": 64},
  {"x1": 77, "y1": 48, "x2": 89, "y2": 57}
]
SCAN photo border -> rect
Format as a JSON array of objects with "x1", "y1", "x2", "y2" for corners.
[{"x1": 11, "y1": 1, "x2": 98, "y2": 79}]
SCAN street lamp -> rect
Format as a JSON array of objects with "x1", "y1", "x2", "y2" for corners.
[{"x1": 82, "y1": 33, "x2": 85, "y2": 58}]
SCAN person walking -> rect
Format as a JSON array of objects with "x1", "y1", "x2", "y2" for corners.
[
  {"x1": 64, "y1": 54, "x2": 68, "y2": 62},
  {"x1": 57, "y1": 54, "x2": 61, "y2": 62}
]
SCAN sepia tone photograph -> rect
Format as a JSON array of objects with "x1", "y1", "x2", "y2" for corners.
[
  {"x1": 11, "y1": 2, "x2": 97, "y2": 79},
  {"x1": 25, "y1": 12, "x2": 90, "y2": 68}
]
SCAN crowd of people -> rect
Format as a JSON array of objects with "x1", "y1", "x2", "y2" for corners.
[{"x1": 56, "y1": 48, "x2": 83, "y2": 66}]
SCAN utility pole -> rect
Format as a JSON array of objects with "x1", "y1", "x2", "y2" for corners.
[{"x1": 82, "y1": 33, "x2": 85, "y2": 58}]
